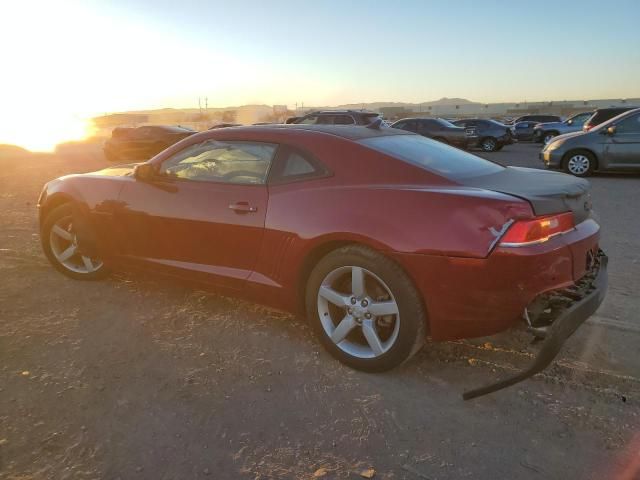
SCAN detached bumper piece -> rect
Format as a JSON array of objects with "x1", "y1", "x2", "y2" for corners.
[{"x1": 463, "y1": 250, "x2": 608, "y2": 401}]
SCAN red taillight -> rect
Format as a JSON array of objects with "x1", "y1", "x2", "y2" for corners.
[{"x1": 499, "y1": 212, "x2": 575, "y2": 246}]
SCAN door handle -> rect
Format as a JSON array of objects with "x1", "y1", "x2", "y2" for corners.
[{"x1": 229, "y1": 202, "x2": 258, "y2": 213}]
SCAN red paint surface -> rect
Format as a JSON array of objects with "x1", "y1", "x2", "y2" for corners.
[{"x1": 39, "y1": 127, "x2": 601, "y2": 340}]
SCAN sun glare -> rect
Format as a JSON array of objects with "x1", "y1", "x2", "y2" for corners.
[{"x1": 0, "y1": 113, "x2": 92, "y2": 153}]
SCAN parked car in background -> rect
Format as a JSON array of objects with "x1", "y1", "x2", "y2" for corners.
[
  {"x1": 104, "y1": 125, "x2": 196, "y2": 162},
  {"x1": 38, "y1": 123, "x2": 606, "y2": 398},
  {"x1": 513, "y1": 114, "x2": 562, "y2": 124},
  {"x1": 392, "y1": 118, "x2": 476, "y2": 149},
  {"x1": 511, "y1": 121, "x2": 539, "y2": 141},
  {"x1": 532, "y1": 111, "x2": 594, "y2": 144},
  {"x1": 541, "y1": 108, "x2": 640, "y2": 176},
  {"x1": 582, "y1": 107, "x2": 638, "y2": 132},
  {"x1": 286, "y1": 110, "x2": 381, "y2": 126},
  {"x1": 452, "y1": 119, "x2": 514, "y2": 152}
]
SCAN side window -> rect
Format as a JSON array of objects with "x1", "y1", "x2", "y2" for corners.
[
  {"x1": 136, "y1": 127, "x2": 153, "y2": 138},
  {"x1": 333, "y1": 115, "x2": 355, "y2": 125},
  {"x1": 616, "y1": 114, "x2": 640, "y2": 134},
  {"x1": 395, "y1": 120, "x2": 417, "y2": 133},
  {"x1": 269, "y1": 147, "x2": 328, "y2": 184},
  {"x1": 282, "y1": 151, "x2": 316, "y2": 176},
  {"x1": 161, "y1": 140, "x2": 277, "y2": 184},
  {"x1": 417, "y1": 120, "x2": 437, "y2": 134},
  {"x1": 298, "y1": 115, "x2": 319, "y2": 125}
]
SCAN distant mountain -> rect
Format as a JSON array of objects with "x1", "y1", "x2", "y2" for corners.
[{"x1": 335, "y1": 98, "x2": 480, "y2": 110}]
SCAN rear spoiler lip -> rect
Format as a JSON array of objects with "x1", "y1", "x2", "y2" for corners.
[{"x1": 462, "y1": 251, "x2": 608, "y2": 400}]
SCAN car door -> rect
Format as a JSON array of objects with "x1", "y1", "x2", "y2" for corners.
[
  {"x1": 605, "y1": 113, "x2": 640, "y2": 169},
  {"x1": 123, "y1": 127, "x2": 155, "y2": 159},
  {"x1": 115, "y1": 138, "x2": 277, "y2": 290}
]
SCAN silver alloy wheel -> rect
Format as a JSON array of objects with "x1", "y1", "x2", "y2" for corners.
[
  {"x1": 49, "y1": 215, "x2": 103, "y2": 274},
  {"x1": 567, "y1": 154, "x2": 590, "y2": 175},
  {"x1": 481, "y1": 138, "x2": 496, "y2": 151},
  {"x1": 544, "y1": 133, "x2": 556, "y2": 144},
  {"x1": 317, "y1": 265, "x2": 400, "y2": 359}
]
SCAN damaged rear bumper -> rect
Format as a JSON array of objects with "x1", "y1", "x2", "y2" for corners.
[{"x1": 463, "y1": 249, "x2": 608, "y2": 400}]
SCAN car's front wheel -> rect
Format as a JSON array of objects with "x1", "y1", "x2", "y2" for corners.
[
  {"x1": 480, "y1": 137, "x2": 498, "y2": 152},
  {"x1": 306, "y1": 245, "x2": 426, "y2": 372},
  {"x1": 543, "y1": 132, "x2": 558, "y2": 144},
  {"x1": 563, "y1": 151, "x2": 595, "y2": 177},
  {"x1": 41, "y1": 204, "x2": 109, "y2": 280}
]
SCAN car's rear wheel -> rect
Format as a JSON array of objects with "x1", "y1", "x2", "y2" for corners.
[
  {"x1": 41, "y1": 204, "x2": 109, "y2": 280},
  {"x1": 305, "y1": 245, "x2": 426, "y2": 372},
  {"x1": 563, "y1": 151, "x2": 595, "y2": 177},
  {"x1": 480, "y1": 137, "x2": 498, "y2": 152}
]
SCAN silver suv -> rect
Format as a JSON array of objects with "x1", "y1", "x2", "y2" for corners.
[
  {"x1": 540, "y1": 108, "x2": 640, "y2": 176},
  {"x1": 533, "y1": 111, "x2": 593, "y2": 144}
]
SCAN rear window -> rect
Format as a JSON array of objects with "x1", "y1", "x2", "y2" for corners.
[{"x1": 359, "y1": 134, "x2": 503, "y2": 180}]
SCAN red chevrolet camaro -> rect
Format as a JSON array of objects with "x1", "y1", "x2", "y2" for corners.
[{"x1": 38, "y1": 124, "x2": 607, "y2": 398}]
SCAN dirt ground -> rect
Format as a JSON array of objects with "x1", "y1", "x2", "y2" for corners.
[{"x1": 1, "y1": 141, "x2": 639, "y2": 479}]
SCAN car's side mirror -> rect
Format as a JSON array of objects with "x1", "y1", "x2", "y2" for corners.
[
  {"x1": 606, "y1": 125, "x2": 617, "y2": 136},
  {"x1": 133, "y1": 163, "x2": 157, "y2": 181}
]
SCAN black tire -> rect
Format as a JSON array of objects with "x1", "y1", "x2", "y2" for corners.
[
  {"x1": 543, "y1": 131, "x2": 558, "y2": 144},
  {"x1": 480, "y1": 137, "x2": 498, "y2": 152},
  {"x1": 305, "y1": 245, "x2": 426, "y2": 372},
  {"x1": 562, "y1": 150, "x2": 596, "y2": 177},
  {"x1": 41, "y1": 203, "x2": 109, "y2": 280},
  {"x1": 432, "y1": 136, "x2": 449, "y2": 144}
]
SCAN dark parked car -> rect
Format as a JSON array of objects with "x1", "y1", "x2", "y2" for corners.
[
  {"x1": 511, "y1": 121, "x2": 539, "y2": 141},
  {"x1": 452, "y1": 119, "x2": 514, "y2": 152},
  {"x1": 582, "y1": 107, "x2": 638, "y2": 132},
  {"x1": 104, "y1": 125, "x2": 196, "y2": 162},
  {"x1": 541, "y1": 108, "x2": 640, "y2": 176},
  {"x1": 532, "y1": 111, "x2": 594, "y2": 144},
  {"x1": 391, "y1": 118, "x2": 475, "y2": 149},
  {"x1": 513, "y1": 114, "x2": 562, "y2": 124},
  {"x1": 286, "y1": 110, "x2": 381, "y2": 126},
  {"x1": 39, "y1": 124, "x2": 607, "y2": 398}
]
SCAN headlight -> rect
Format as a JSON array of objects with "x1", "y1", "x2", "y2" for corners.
[{"x1": 543, "y1": 140, "x2": 563, "y2": 152}]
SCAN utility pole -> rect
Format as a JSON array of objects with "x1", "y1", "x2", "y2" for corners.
[
  {"x1": 205, "y1": 97, "x2": 208, "y2": 110},
  {"x1": 198, "y1": 97, "x2": 202, "y2": 115}
]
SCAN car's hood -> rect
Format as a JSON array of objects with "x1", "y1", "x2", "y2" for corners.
[
  {"x1": 87, "y1": 162, "x2": 141, "y2": 177},
  {"x1": 463, "y1": 166, "x2": 592, "y2": 223},
  {"x1": 551, "y1": 130, "x2": 587, "y2": 143}
]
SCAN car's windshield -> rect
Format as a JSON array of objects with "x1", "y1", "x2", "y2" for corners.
[
  {"x1": 566, "y1": 112, "x2": 590, "y2": 125},
  {"x1": 359, "y1": 134, "x2": 503, "y2": 180},
  {"x1": 591, "y1": 109, "x2": 640, "y2": 132},
  {"x1": 436, "y1": 118, "x2": 456, "y2": 128}
]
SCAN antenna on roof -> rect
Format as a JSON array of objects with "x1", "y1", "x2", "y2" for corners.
[{"x1": 367, "y1": 118, "x2": 383, "y2": 130}]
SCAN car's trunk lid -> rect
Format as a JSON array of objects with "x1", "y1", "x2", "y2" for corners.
[{"x1": 463, "y1": 166, "x2": 592, "y2": 224}]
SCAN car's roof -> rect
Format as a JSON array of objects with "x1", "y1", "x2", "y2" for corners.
[
  {"x1": 212, "y1": 124, "x2": 413, "y2": 141},
  {"x1": 594, "y1": 106, "x2": 637, "y2": 112}
]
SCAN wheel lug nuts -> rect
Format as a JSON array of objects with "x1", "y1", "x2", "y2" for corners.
[
  {"x1": 347, "y1": 308, "x2": 353, "y2": 314},
  {"x1": 361, "y1": 299, "x2": 368, "y2": 307},
  {"x1": 350, "y1": 297, "x2": 357, "y2": 305},
  {"x1": 365, "y1": 313, "x2": 372, "y2": 319}
]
